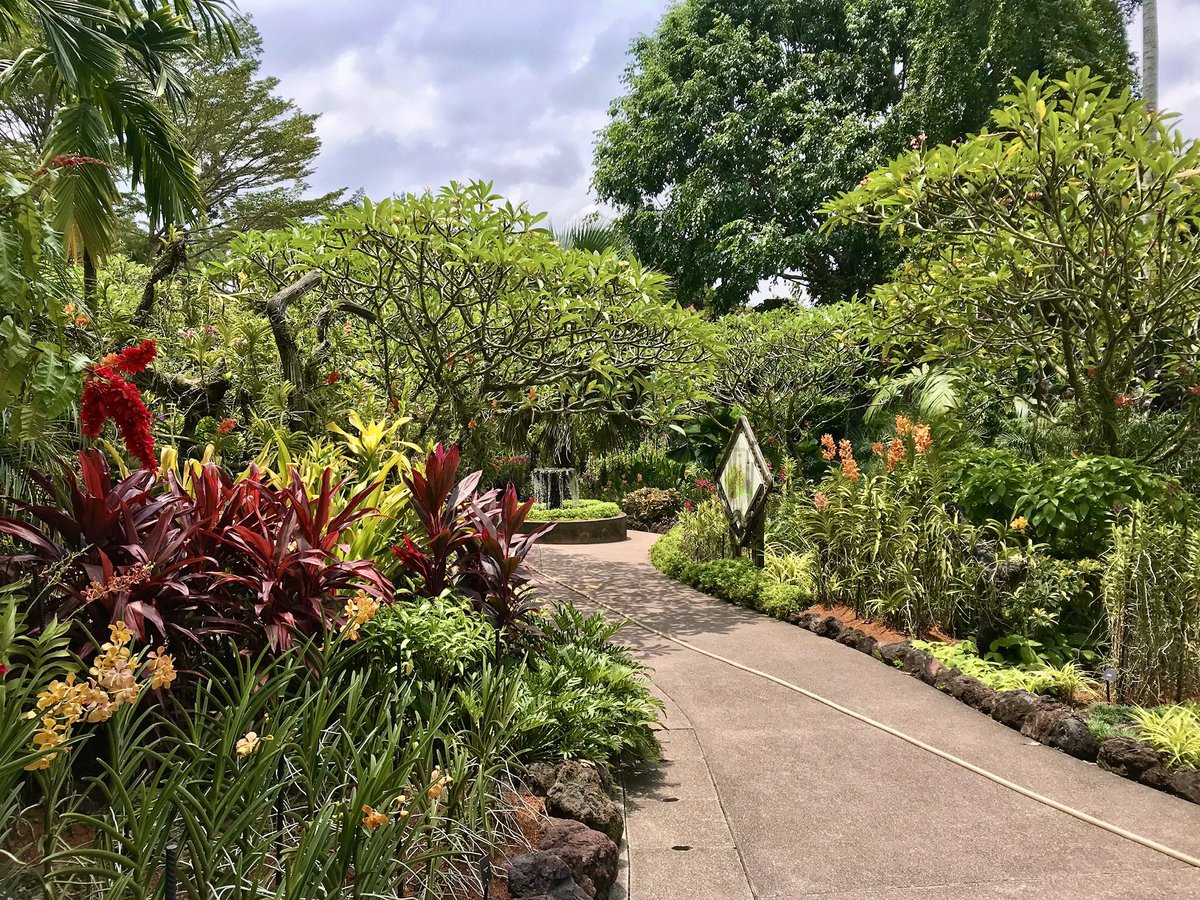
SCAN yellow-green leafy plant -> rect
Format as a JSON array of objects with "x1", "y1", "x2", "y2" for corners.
[{"x1": 1131, "y1": 705, "x2": 1200, "y2": 770}]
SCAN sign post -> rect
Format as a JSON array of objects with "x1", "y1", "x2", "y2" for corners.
[{"x1": 714, "y1": 416, "x2": 773, "y2": 568}]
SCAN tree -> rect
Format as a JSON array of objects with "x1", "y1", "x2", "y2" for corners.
[
  {"x1": 0, "y1": 0, "x2": 236, "y2": 284},
  {"x1": 224, "y1": 182, "x2": 720, "y2": 459},
  {"x1": 1142, "y1": 0, "x2": 1158, "y2": 111},
  {"x1": 153, "y1": 18, "x2": 344, "y2": 258},
  {"x1": 594, "y1": 0, "x2": 1133, "y2": 313},
  {"x1": 824, "y1": 70, "x2": 1200, "y2": 463}
]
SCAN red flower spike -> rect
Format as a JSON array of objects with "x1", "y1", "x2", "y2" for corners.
[{"x1": 80, "y1": 342, "x2": 159, "y2": 470}]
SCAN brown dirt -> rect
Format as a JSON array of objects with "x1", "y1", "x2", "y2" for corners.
[
  {"x1": 481, "y1": 791, "x2": 546, "y2": 900},
  {"x1": 801, "y1": 603, "x2": 954, "y2": 645}
]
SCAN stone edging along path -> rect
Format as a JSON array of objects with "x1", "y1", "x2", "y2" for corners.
[{"x1": 777, "y1": 608, "x2": 1200, "y2": 808}]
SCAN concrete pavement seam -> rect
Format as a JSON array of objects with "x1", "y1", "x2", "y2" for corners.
[{"x1": 532, "y1": 564, "x2": 1200, "y2": 872}]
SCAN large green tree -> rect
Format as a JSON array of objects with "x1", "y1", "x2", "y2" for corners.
[
  {"x1": 825, "y1": 71, "x2": 1200, "y2": 463},
  {"x1": 594, "y1": 0, "x2": 1133, "y2": 312}
]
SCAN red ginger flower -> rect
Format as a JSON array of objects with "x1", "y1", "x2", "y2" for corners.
[{"x1": 80, "y1": 340, "x2": 158, "y2": 470}]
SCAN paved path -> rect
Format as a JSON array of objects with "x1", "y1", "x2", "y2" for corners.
[{"x1": 531, "y1": 532, "x2": 1200, "y2": 900}]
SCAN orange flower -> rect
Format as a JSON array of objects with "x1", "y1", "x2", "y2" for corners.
[
  {"x1": 894, "y1": 415, "x2": 913, "y2": 438},
  {"x1": 217, "y1": 418, "x2": 237, "y2": 435},
  {"x1": 74, "y1": 314, "x2": 90, "y2": 329},
  {"x1": 886, "y1": 438, "x2": 906, "y2": 472},
  {"x1": 467, "y1": 418, "x2": 477, "y2": 430},
  {"x1": 1114, "y1": 395, "x2": 1134, "y2": 408},
  {"x1": 871, "y1": 442, "x2": 885, "y2": 458},
  {"x1": 813, "y1": 492, "x2": 829, "y2": 512},
  {"x1": 819, "y1": 434, "x2": 836, "y2": 460},
  {"x1": 913, "y1": 424, "x2": 932, "y2": 456},
  {"x1": 1010, "y1": 516, "x2": 1028, "y2": 531},
  {"x1": 362, "y1": 805, "x2": 390, "y2": 830}
]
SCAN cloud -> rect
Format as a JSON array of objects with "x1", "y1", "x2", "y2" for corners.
[
  {"x1": 240, "y1": 0, "x2": 1200, "y2": 227},
  {"x1": 239, "y1": 0, "x2": 665, "y2": 224}
]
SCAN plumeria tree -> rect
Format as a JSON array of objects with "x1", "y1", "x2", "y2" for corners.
[{"x1": 825, "y1": 70, "x2": 1200, "y2": 463}]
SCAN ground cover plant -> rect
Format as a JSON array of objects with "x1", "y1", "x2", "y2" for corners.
[{"x1": 527, "y1": 499, "x2": 622, "y2": 522}]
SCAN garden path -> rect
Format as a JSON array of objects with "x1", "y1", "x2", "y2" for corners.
[{"x1": 530, "y1": 532, "x2": 1200, "y2": 900}]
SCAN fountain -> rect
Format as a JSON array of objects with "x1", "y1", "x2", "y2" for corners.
[{"x1": 531, "y1": 467, "x2": 578, "y2": 509}]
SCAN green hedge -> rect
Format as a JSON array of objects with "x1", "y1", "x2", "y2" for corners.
[{"x1": 527, "y1": 499, "x2": 623, "y2": 522}]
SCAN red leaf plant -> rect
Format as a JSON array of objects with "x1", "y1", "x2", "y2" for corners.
[
  {"x1": 0, "y1": 450, "x2": 215, "y2": 655},
  {"x1": 212, "y1": 466, "x2": 392, "y2": 653},
  {"x1": 391, "y1": 445, "x2": 552, "y2": 656},
  {"x1": 80, "y1": 339, "x2": 159, "y2": 470}
]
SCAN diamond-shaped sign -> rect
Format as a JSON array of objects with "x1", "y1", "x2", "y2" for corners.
[{"x1": 715, "y1": 416, "x2": 772, "y2": 543}]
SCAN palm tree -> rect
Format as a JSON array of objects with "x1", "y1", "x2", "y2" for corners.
[
  {"x1": 0, "y1": 1, "x2": 236, "y2": 287},
  {"x1": 1142, "y1": 0, "x2": 1158, "y2": 111}
]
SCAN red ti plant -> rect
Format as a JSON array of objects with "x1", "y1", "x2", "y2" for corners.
[
  {"x1": 467, "y1": 485, "x2": 553, "y2": 660},
  {"x1": 391, "y1": 444, "x2": 484, "y2": 596},
  {"x1": 213, "y1": 466, "x2": 392, "y2": 653},
  {"x1": 0, "y1": 450, "x2": 215, "y2": 653}
]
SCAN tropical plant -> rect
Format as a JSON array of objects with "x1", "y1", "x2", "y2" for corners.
[
  {"x1": 1131, "y1": 705, "x2": 1200, "y2": 770},
  {"x1": 826, "y1": 70, "x2": 1200, "y2": 462},
  {"x1": 527, "y1": 499, "x2": 621, "y2": 522},
  {"x1": 1102, "y1": 502, "x2": 1200, "y2": 704},
  {"x1": 0, "y1": 0, "x2": 238, "y2": 277}
]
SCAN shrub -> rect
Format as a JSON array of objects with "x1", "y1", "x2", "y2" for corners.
[
  {"x1": 1130, "y1": 705, "x2": 1200, "y2": 770},
  {"x1": 648, "y1": 528, "x2": 687, "y2": 578},
  {"x1": 527, "y1": 499, "x2": 622, "y2": 521},
  {"x1": 677, "y1": 496, "x2": 732, "y2": 564},
  {"x1": 621, "y1": 487, "x2": 682, "y2": 530},
  {"x1": 365, "y1": 594, "x2": 494, "y2": 683},
  {"x1": 583, "y1": 442, "x2": 683, "y2": 499},
  {"x1": 1102, "y1": 502, "x2": 1200, "y2": 704},
  {"x1": 914, "y1": 640, "x2": 1091, "y2": 702}
]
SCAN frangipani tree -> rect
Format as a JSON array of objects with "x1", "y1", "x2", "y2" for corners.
[
  {"x1": 224, "y1": 182, "x2": 721, "y2": 461},
  {"x1": 825, "y1": 70, "x2": 1200, "y2": 463}
]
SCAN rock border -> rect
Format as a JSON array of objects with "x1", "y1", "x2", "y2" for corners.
[
  {"x1": 781, "y1": 610, "x2": 1200, "y2": 807},
  {"x1": 506, "y1": 760, "x2": 625, "y2": 899}
]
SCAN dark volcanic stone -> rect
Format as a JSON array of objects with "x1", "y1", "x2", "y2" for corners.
[
  {"x1": 816, "y1": 615, "x2": 845, "y2": 639},
  {"x1": 797, "y1": 612, "x2": 823, "y2": 632},
  {"x1": 991, "y1": 690, "x2": 1042, "y2": 730},
  {"x1": 540, "y1": 817, "x2": 619, "y2": 898},
  {"x1": 526, "y1": 761, "x2": 561, "y2": 796},
  {"x1": 545, "y1": 761, "x2": 623, "y2": 844},
  {"x1": 876, "y1": 641, "x2": 913, "y2": 667},
  {"x1": 933, "y1": 667, "x2": 962, "y2": 692},
  {"x1": 507, "y1": 851, "x2": 589, "y2": 899},
  {"x1": 1019, "y1": 703, "x2": 1100, "y2": 761},
  {"x1": 1097, "y1": 737, "x2": 1163, "y2": 781},
  {"x1": 959, "y1": 680, "x2": 999, "y2": 714},
  {"x1": 899, "y1": 648, "x2": 939, "y2": 684},
  {"x1": 836, "y1": 628, "x2": 878, "y2": 655},
  {"x1": 1169, "y1": 767, "x2": 1200, "y2": 804}
]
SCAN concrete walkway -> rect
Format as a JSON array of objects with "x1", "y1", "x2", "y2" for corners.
[{"x1": 531, "y1": 532, "x2": 1200, "y2": 900}]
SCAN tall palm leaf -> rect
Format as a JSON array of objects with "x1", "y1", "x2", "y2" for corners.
[{"x1": 0, "y1": 0, "x2": 236, "y2": 263}]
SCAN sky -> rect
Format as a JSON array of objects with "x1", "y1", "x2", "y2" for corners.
[{"x1": 240, "y1": 0, "x2": 1200, "y2": 228}]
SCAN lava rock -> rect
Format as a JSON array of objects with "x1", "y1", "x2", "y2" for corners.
[
  {"x1": 1097, "y1": 737, "x2": 1163, "y2": 782},
  {"x1": 933, "y1": 667, "x2": 962, "y2": 692},
  {"x1": 545, "y1": 761, "x2": 623, "y2": 844},
  {"x1": 1019, "y1": 703, "x2": 1100, "y2": 761},
  {"x1": 836, "y1": 628, "x2": 876, "y2": 654},
  {"x1": 540, "y1": 817, "x2": 620, "y2": 898},
  {"x1": 875, "y1": 641, "x2": 913, "y2": 667},
  {"x1": 816, "y1": 615, "x2": 845, "y2": 639},
  {"x1": 1169, "y1": 767, "x2": 1200, "y2": 804},
  {"x1": 526, "y1": 761, "x2": 561, "y2": 796},
  {"x1": 958, "y1": 680, "x2": 999, "y2": 714},
  {"x1": 899, "y1": 648, "x2": 939, "y2": 684},
  {"x1": 991, "y1": 690, "x2": 1043, "y2": 730},
  {"x1": 782, "y1": 610, "x2": 808, "y2": 626},
  {"x1": 507, "y1": 851, "x2": 590, "y2": 899}
]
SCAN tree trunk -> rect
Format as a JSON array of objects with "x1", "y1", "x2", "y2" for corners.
[
  {"x1": 82, "y1": 250, "x2": 97, "y2": 303},
  {"x1": 262, "y1": 270, "x2": 324, "y2": 424},
  {"x1": 1143, "y1": 0, "x2": 1159, "y2": 112}
]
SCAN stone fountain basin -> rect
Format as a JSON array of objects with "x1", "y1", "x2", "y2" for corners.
[{"x1": 519, "y1": 514, "x2": 628, "y2": 544}]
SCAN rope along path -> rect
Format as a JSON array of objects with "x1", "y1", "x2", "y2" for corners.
[{"x1": 532, "y1": 564, "x2": 1200, "y2": 871}]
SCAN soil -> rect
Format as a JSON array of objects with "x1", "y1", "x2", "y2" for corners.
[
  {"x1": 801, "y1": 603, "x2": 954, "y2": 645},
  {"x1": 481, "y1": 791, "x2": 546, "y2": 900}
]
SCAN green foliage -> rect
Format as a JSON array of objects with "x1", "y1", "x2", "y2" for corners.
[
  {"x1": 584, "y1": 441, "x2": 684, "y2": 499},
  {"x1": 677, "y1": 496, "x2": 733, "y2": 564},
  {"x1": 1131, "y1": 705, "x2": 1200, "y2": 770},
  {"x1": 527, "y1": 499, "x2": 622, "y2": 522},
  {"x1": 596, "y1": 0, "x2": 1131, "y2": 310},
  {"x1": 915, "y1": 640, "x2": 1091, "y2": 702},
  {"x1": 516, "y1": 605, "x2": 662, "y2": 764},
  {"x1": 827, "y1": 70, "x2": 1200, "y2": 463},
  {"x1": 365, "y1": 594, "x2": 495, "y2": 683},
  {"x1": 1102, "y1": 502, "x2": 1200, "y2": 704},
  {"x1": 225, "y1": 182, "x2": 720, "y2": 447}
]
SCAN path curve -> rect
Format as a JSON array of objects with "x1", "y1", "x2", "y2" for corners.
[{"x1": 532, "y1": 532, "x2": 1200, "y2": 900}]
